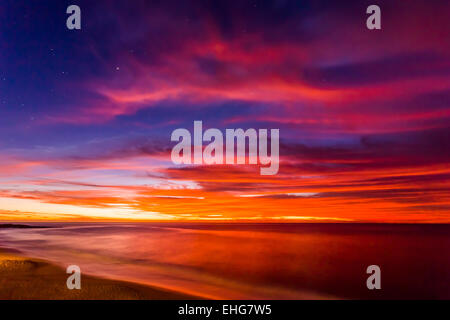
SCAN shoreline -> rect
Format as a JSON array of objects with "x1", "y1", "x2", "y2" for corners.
[{"x1": 0, "y1": 248, "x2": 199, "y2": 300}]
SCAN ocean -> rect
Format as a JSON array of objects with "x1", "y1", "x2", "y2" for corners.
[{"x1": 0, "y1": 223, "x2": 449, "y2": 299}]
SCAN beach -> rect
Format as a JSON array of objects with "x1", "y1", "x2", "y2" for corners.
[
  {"x1": 0, "y1": 223, "x2": 449, "y2": 299},
  {"x1": 0, "y1": 248, "x2": 196, "y2": 300}
]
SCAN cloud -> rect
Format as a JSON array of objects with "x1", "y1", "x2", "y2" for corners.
[
  {"x1": 238, "y1": 193, "x2": 319, "y2": 198},
  {"x1": 1, "y1": 0, "x2": 449, "y2": 222},
  {"x1": 302, "y1": 52, "x2": 450, "y2": 88}
]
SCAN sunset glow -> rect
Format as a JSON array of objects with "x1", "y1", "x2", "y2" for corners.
[{"x1": 1, "y1": 0, "x2": 449, "y2": 223}]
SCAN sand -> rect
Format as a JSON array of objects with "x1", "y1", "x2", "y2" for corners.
[{"x1": 0, "y1": 248, "x2": 197, "y2": 300}]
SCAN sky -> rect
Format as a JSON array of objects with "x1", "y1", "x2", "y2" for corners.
[{"x1": 0, "y1": 0, "x2": 449, "y2": 222}]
